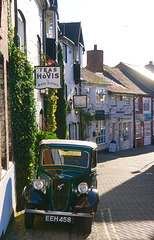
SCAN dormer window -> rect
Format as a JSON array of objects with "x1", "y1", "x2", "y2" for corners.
[
  {"x1": 45, "y1": 10, "x2": 56, "y2": 39},
  {"x1": 74, "y1": 46, "x2": 79, "y2": 62}
]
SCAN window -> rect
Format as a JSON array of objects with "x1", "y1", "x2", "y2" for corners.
[
  {"x1": 144, "y1": 121, "x2": 151, "y2": 137},
  {"x1": 85, "y1": 87, "x2": 90, "y2": 104},
  {"x1": 135, "y1": 122, "x2": 141, "y2": 139},
  {"x1": 135, "y1": 97, "x2": 139, "y2": 111},
  {"x1": 45, "y1": 10, "x2": 56, "y2": 39},
  {"x1": 74, "y1": 46, "x2": 79, "y2": 62},
  {"x1": 18, "y1": 10, "x2": 26, "y2": 53},
  {"x1": 96, "y1": 120, "x2": 106, "y2": 145},
  {"x1": 110, "y1": 95, "x2": 116, "y2": 105},
  {"x1": 122, "y1": 123, "x2": 129, "y2": 141},
  {"x1": 62, "y1": 44, "x2": 67, "y2": 63},
  {"x1": 123, "y1": 96, "x2": 130, "y2": 105},
  {"x1": 37, "y1": 35, "x2": 41, "y2": 65},
  {"x1": 143, "y1": 98, "x2": 151, "y2": 113}
]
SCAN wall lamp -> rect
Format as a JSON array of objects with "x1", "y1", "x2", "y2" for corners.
[{"x1": 69, "y1": 98, "x2": 73, "y2": 105}]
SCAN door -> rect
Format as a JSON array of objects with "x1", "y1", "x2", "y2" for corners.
[{"x1": 144, "y1": 121, "x2": 151, "y2": 145}]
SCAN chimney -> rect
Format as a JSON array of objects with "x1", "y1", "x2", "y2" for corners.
[
  {"x1": 149, "y1": 61, "x2": 153, "y2": 65},
  {"x1": 86, "y1": 45, "x2": 104, "y2": 72}
]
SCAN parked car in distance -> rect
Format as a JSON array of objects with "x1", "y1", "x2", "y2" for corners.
[{"x1": 22, "y1": 139, "x2": 99, "y2": 233}]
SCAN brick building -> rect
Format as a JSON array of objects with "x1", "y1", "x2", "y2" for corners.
[{"x1": 0, "y1": 0, "x2": 16, "y2": 238}]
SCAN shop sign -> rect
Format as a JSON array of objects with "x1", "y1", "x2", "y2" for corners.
[
  {"x1": 95, "y1": 110, "x2": 105, "y2": 120},
  {"x1": 73, "y1": 95, "x2": 87, "y2": 108},
  {"x1": 116, "y1": 111, "x2": 124, "y2": 118},
  {"x1": 34, "y1": 66, "x2": 62, "y2": 89}
]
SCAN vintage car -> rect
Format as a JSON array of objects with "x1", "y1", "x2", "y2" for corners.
[{"x1": 22, "y1": 139, "x2": 99, "y2": 233}]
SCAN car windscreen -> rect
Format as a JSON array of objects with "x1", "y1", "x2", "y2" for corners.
[{"x1": 42, "y1": 148, "x2": 89, "y2": 168}]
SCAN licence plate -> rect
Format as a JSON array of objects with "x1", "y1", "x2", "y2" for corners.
[{"x1": 44, "y1": 215, "x2": 73, "y2": 224}]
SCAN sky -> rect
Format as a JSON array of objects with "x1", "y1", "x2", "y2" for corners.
[{"x1": 58, "y1": 0, "x2": 154, "y2": 67}]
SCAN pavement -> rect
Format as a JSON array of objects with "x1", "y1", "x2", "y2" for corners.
[{"x1": 4, "y1": 145, "x2": 154, "y2": 240}]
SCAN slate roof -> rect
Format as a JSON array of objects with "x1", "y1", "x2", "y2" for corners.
[
  {"x1": 82, "y1": 68, "x2": 107, "y2": 84},
  {"x1": 59, "y1": 22, "x2": 84, "y2": 47},
  {"x1": 116, "y1": 62, "x2": 154, "y2": 97},
  {"x1": 83, "y1": 66, "x2": 146, "y2": 96}
]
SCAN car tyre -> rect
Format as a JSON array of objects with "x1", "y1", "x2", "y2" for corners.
[
  {"x1": 84, "y1": 217, "x2": 93, "y2": 234},
  {"x1": 25, "y1": 213, "x2": 35, "y2": 229}
]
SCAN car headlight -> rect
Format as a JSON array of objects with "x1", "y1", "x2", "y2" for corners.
[
  {"x1": 78, "y1": 182, "x2": 88, "y2": 194},
  {"x1": 33, "y1": 179, "x2": 44, "y2": 190}
]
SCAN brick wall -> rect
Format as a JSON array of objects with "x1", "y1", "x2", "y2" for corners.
[
  {"x1": 86, "y1": 45, "x2": 104, "y2": 72},
  {"x1": 0, "y1": 0, "x2": 10, "y2": 172}
]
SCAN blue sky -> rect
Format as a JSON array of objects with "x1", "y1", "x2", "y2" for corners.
[{"x1": 58, "y1": 0, "x2": 154, "y2": 67}]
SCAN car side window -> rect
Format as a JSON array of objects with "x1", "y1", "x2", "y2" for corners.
[{"x1": 43, "y1": 149, "x2": 54, "y2": 165}]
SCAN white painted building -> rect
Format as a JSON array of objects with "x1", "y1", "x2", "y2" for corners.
[
  {"x1": 59, "y1": 22, "x2": 85, "y2": 140},
  {"x1": 15, "y1": 0, "x2": 47, "y2": 129}
]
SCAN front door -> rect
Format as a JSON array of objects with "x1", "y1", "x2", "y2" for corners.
[{"x1": 119, "y1": 122, "x2": 131, "y2": 150}]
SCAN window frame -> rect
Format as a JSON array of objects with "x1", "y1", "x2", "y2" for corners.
[
  {"x1": 123, "y1": 95, "x2": 130, "y2": 105},
  {"x1": 96, "y1": 120, "x2": 106, "y2": 145}
]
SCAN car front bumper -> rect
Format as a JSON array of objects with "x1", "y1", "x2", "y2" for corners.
[{"x1": 25, "y1": 208, "x2": 94, "y2": 218}]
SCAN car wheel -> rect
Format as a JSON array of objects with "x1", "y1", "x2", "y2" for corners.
[
  {"x1": 84, "y1": 217, "x2": 93, "y2": 234},
  {"x1": 25, "y1": 213, "x2": 35, "y2": 229}
]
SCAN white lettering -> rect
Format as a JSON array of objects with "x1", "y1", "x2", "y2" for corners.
[
  {"x1": 54, "y1": 216, "x2": 59, "y2": 222},
  {"x1": 46, "y1": 216, "x2": 50, "y2": 221},
  {"x1": 50, "y1": 216, "x2": 54, "y2": 222}
]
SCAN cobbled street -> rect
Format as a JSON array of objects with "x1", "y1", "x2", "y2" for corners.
[{"x1": 5, "y1": 145, "x2": 154, "y2": 240}]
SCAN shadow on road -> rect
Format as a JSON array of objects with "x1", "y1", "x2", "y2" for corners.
[{"x1": 97, "y1": 145, "x2": 154, "y2": 163}]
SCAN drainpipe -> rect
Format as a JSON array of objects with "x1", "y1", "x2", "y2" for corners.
[{"x1": 133, "y1": 96, "x2": 136, "y2": 148}]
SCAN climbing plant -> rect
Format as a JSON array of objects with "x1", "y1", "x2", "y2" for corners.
[
  {"x1": 55, "y1": 43, "x2": 67, "y2": 139},
  {"x1": 45, "y1": 88, "x2": 58, "y2": 132},
  {"x1": 8, "y1": 15, "x2": 37, "y2": 210},
  {"x1": 80, "y1": 109, "x2": 94, "y2": 140}
]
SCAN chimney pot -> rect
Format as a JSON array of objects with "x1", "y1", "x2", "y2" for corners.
[
  {"x1": 149, "y1": 61, "x2": 153, "y2": 65},
  {"x1": 94, "y1": 45, "x2": 97, "y2": 50}
]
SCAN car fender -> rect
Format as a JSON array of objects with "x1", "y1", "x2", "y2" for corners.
[{"x1": 87, "y1": 189, "x2": 99, "y2": 207}]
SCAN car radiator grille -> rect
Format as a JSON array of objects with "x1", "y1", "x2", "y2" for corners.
[{"x1": 52, "y1": 179, "x2": 70, "y2": 211}]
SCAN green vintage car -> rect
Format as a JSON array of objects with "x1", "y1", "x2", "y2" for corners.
[{"x1": 22, "y1": 139, "x2": 99, "y2": 233}]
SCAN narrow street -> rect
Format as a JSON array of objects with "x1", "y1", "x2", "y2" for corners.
[{"x1": 5, "y1": 145, "x2": 154, "y2": 240}]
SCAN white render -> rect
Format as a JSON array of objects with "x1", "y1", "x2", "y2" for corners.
[
  {"x1": 16, "y1": 0, "x2": 45, "y2": 130},
  {"x1": 0, "y1": 163, "x2": 16, "y2": 237},
  {"x1": 60, "y1": 39, "x2": 84, "y2": 140}
]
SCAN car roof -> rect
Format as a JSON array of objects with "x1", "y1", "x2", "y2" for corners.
[{"x1": 39, "y1": 139, "x2": 97, "y2": 149}]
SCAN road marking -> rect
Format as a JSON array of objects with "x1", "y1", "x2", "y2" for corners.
[
  {"x1": 107, "y1": 208, "x2": 120, "y2": 240},
  {"x1": 99, "y1": 209, "x2": 121, "y2": 240},
  {"x1": 101, "y1": 209, "x2": 111, "y2": 240},
  {"x1": 93, "y1": 220, "x2": 100, "y2": 240}
]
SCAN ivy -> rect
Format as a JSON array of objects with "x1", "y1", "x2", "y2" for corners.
[
  {"x1": 46, "y1": 88, "x2": 58, "y2": 132},
  {"x1": 55, "y1": 43, "x2": 67, "y2": 139},
  {"x1": 8, "y1": 15, "x2": 37, "y2": 210}
]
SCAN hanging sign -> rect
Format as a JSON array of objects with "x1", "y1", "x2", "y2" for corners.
[
  {"x1": 34, "y1": 65, "x2": 62, "y2": 89},
  {"x1": 73, "y1": 95, "x2": 87, "y2": 108}
]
